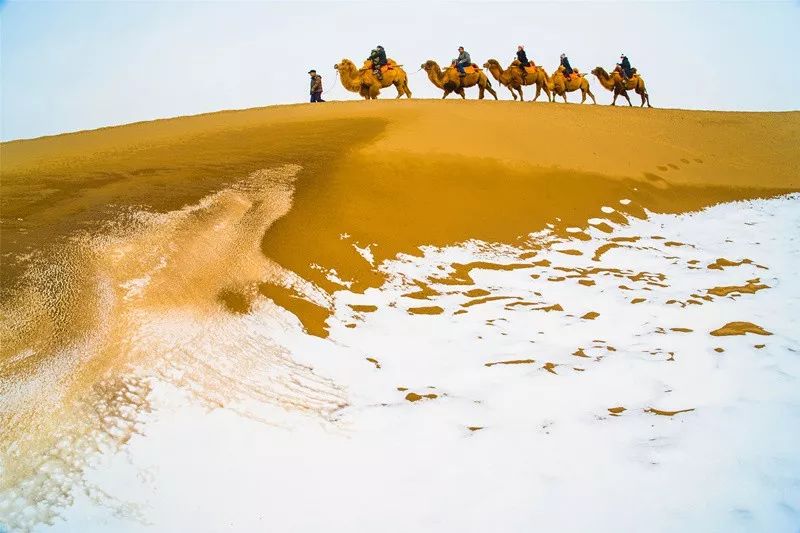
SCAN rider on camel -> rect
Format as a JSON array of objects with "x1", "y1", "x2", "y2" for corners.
[
  {"x1": 618, "y1": 54, "x2": 633, "y2": 80},
  {"x1": 560, "y1": 53, "x2": 574, "y2": 79},
  {"x1": 455, "y1": 46, "x2": 472, "y2": 77},
  {"x1": 516, "y1": 45, "x2": 531, "y2": 80},
  {"x1": 368, "y1": 45, "x2": 388, "y2": 80}
]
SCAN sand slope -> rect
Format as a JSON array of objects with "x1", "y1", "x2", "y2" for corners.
[{"x1": 1, "y1": 101, "x2": 799, "y2": 532}]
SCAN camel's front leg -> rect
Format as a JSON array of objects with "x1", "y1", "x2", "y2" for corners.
[
  {"x1": 517, "y1": 85, "x2": 524, "y2": 102},
  {"x1": 506, "y1": 85, "x2": 518, "y2": 100},
  {"x1": 580, "y1": 90, "x2": 586, "y2": 104},
  {"x1": 478, "y1": 86, "x2": 485, "y2": 100},
  {"x1": 442, "y1": 89, "x2": 451, "y2": 99},
  {"x1": 458, "y1": 88, "x2": 466, "y2": 99}
]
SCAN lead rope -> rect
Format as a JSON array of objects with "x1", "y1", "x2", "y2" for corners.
[{"x1": 319, "y1": 70, "x2": 340, "y2": 97}]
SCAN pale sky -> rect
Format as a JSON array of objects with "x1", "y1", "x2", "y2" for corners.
[{"x1": 1, "y1": 0, "x2": 799, "y2": 140}]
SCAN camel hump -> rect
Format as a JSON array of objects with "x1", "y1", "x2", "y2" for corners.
[{"x1": 524, "y1": 65, "x2": 541, "y2": 74}]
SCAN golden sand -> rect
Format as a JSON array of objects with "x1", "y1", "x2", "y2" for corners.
[{"x1": 1, "y1": 101, "x2": 798, "y2": 443}]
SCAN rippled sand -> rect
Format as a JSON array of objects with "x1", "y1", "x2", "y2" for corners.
[{"x1": 1, "y1": 101, "x2": 799, "y2": 532}]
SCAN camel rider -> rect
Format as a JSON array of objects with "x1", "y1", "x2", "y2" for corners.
[
  {"x1": 560, "y1": 53, "x2": 574, "y2": 78},
  {"x1": 368, "y1": 45, "x2": 388, "y2": 80},
  {"x1": 516, "y1": 45, "x2": 530, "y2": 80},
  {"x1": 455, "y1": 46, "x2": 471, "y2": 77},
  {"x1": 619, "y1": 54, "x2": 633, "y2": 80}
]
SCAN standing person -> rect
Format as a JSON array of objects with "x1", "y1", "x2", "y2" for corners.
[
  {"x1": 308, "y1": 70, "x2": 324, "y2": 102},
  {"x1": 559, "y1": 53, "x2": 574, "y2": 78},
  {"x1": 455, "y1": 46, "x2": 472, "y2": 77},
  {"x1": 516, "y1": 45, "x2": 530, "y2": 80}
]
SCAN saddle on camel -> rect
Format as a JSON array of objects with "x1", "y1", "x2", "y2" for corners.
[
  {"x1": 451, "y1": 61, "x2": 481, "y2": 75},
  {"x1": 364, "y1": 58, "x2": 400, "y2": 73}
]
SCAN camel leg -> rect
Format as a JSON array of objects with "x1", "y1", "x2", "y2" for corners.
[
  {"x1": 478, "y1": 86, "x2": 485, "y2": 100},
  {"x1": 458, "y1": 88, "x2": 466, "y2": 99},
  {"x1": 624, "y1": 91, "x2": 632, "y2": 106},
  {"x1": 507, "y1": 85, "x2": 518, "y2": 100},
  {"x1": 588, "y1": 88, "x2": 596, "y2": 104},
  {"x1": 488, "y1": 85, "x2": 498, "y2": 100},
  {"x1": 442, "y1": 89, "x2": 451, "y2": 99},
  {"x1": 394, "y1": 82, "x2": 403, "y2": 99},
  {"x1": 562, "y1": 92, "x2": 568, "y2": 103},
  {"x1": 580, "y1": 90, "x2": 586, "y2": 104},
  {"x1": 533, "y1": 85, "x2": 541, "y2": 102},
  {"x1": 517, "y1": 86, "x2": 524, "y2": 102}
]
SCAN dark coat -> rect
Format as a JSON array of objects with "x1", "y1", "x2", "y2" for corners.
[
  {"x1": 516, "y1": 50, "x2": 529, "y2": 66},
  {"x1": 310, "y1": 75, "x2": 322, "y2": 93},
  {"x1": 370, "y1": 48, "x2": 387, "y2": 66},
  {"x1": 560, "y1": 56, "x2": 573, "y2": 75},
  {"x1": 620, "y1": 56, "x2": 633, "y2": 77}
]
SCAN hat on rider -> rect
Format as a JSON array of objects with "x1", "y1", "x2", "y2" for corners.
[{"x1": 308, "y1": 69, "x2": 316, "y2": 74}]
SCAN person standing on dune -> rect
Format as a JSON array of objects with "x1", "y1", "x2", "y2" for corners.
[{"x1": 308, "y1": 69, "x2": 325, "y2": 103}]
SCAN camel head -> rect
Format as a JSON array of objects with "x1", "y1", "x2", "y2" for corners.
[
  {"x1": 421, "y1": 60, "x2": 440, "y2": 72},
  {"x1": 483, "y1": 59, "x2": 500, "y2": 69},
  {"x1": 334, "y1": 59, "x2": 355, "y2": 71}
]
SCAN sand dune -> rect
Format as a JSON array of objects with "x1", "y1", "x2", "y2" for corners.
[{"x1": 1, "y1": 101, "x2": 799, "y2": 532}]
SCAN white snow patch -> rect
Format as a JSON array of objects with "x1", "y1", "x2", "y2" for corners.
[{"x1": 37, "y1": 195, "x2": 800, "y2": 533}]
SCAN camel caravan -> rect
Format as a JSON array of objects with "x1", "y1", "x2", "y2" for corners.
[{"x1": 329, "y1": 45, "x2": 651, "y2": 107}]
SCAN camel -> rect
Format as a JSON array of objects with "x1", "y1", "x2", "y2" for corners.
[
  {"x1": 591, "y1": 66, "x2": 651, "y2": 107},
  {"x1": 333, "y1": 58, "x2": 412, "y2": 100},
  {"x1": 420, "y1": 60, "x2": 497, "y2": 100},
  {"x1": 483, "y1": 59, "x2": 551, "y2": 102},
  {"x1": 546, "y1": 66, "x2": 596, "y2": 104}
]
